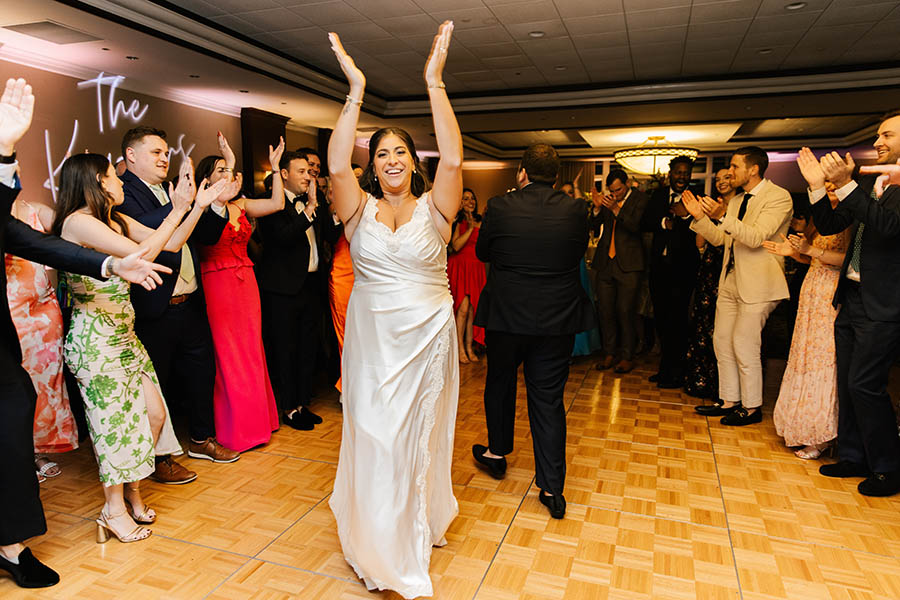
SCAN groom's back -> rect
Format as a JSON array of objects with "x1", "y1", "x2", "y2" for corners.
[{"x1": 474, "y1": 182, "x2": 595, "y2": 336}]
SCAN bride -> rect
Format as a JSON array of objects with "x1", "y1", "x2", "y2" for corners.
[{"x1": 326, "y1": 21, "x2": 463, "y2": 599}]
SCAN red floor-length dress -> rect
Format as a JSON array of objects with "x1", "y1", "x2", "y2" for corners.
[
  {"x1": 446, "y1": 220, "x2": 486, "y2": 346},
  {"x1": 200, "y1": 209, "x2": 279, "y2": 452}
]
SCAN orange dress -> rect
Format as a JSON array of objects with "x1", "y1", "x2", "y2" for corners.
[
  {"x1": 5, "y1": 200, "x2": 78, "y2": 453},
  {"x1": 447, "y1": 221, "x2": 486, "y2": 345},
  {"x1": 329, "y1": 233, "x2": 354, "y2": 392}
]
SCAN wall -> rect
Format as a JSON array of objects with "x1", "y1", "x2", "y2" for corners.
[
  {"x1": 462, "y1": 167, "x2": 519, "y2": 213},
  {"x1": 2, "y1": 59, "x2": 241, "y2": 207}
]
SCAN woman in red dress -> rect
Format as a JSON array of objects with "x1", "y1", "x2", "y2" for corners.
[
  {"x1": 195, "y1": 134, "x2": 284, "y2": 452},
  {"x1": 447, "y1": 188, "x2": 486, "y2": 363}
]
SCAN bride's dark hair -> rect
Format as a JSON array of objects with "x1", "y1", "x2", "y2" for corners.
[{"x1": 359, "y1": 127, "x2": 430, "y2": 199}]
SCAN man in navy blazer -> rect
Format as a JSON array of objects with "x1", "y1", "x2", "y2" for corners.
[{"x1": 118, "y1": 126, "x2": 239, "y2": 485}]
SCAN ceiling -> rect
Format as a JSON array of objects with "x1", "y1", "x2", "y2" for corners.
[{"x1": 1, "y1": 0, "x2": 899, "y2": 160}]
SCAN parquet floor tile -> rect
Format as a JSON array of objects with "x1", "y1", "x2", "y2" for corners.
[{"x1": 4, "y1": 353, "x2": 900, "y2": 599}]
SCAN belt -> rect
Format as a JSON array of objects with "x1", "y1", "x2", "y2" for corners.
[{"x1": 169, "y1": 293, "x2": 191, "y2": 305}]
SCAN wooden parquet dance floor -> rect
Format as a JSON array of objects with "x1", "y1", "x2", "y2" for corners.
[{"x1": 6, "y1": 355, "x2": 900, "y2": 599}]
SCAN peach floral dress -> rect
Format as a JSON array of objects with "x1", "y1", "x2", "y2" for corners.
[
  {"x1": 5, "y1": 200, "x2": 78, "y2": 453},
  {"x1": 774, "y1": 229, "x2": 850, "y2": 447}
]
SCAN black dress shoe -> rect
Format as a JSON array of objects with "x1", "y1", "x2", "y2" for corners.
[
  {"x1": 648, "y1": 373, "x2": 660, "y2": 383},
  {"x1": 720, "y1": 406, "x2": 762, "y2": 426},
  {"x1": 472, "y1": 444, "x2": 506, "y2": 479},
  {"x1": 858, "y1": 471, "x2": 900, "y2": 497},
  {"x1": 284, "y1": 410, "x2": 314, "y2": 431},
  {"x1": 539, "y1": 490, "x2": 566, "y2": 519},
  {"x1": 695, "y1": 400, "x2": 738, "y2": 417},
  {"x1": 302, "y1": 407, "x2": 323, "y2": 425},
  {"x1": 819, "y1": 461, "x2": 869, "y2": 478},
  {"x1": 0, "y1": 547, "x2": 59, "y2": 588}
]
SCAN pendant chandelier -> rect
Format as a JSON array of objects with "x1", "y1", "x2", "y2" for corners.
[{"x1": 614, "y1": 136, "x2": 699, "y2": 176}]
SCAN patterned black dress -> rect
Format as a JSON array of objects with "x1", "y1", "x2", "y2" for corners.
[{"x1": 683, "y1": 243, "x2": 724, "y2": 398}]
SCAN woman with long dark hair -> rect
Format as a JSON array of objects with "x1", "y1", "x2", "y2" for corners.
[
  {"x1": 326, "y1": 21, "x2": 463, "y2": 598},
  {"x1": 52, "y1": 153, "x2": 231, "y2": 543},
  {"x1": 448, "y1": 187, "x2": 486, "y2": 362}
]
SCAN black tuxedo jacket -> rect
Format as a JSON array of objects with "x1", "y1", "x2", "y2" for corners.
[
  {"x1": 589, "y1": 188, "x2": 649, "y2": 273},
  {"x1": 809, "y1": 176, "x2": 900, "y2": 322},
  {"x1": 473, "y1": 181, "x2": 596, "y2": 336},
  {"x1": 641, "y1": 185, "x2": 701, "y2": 275},
  {"x1": 118, "y1": 168, "x2": 228, "y2": 320},
  {"x1": 255, "y1": 192, "x2": 341, "y2": 295},
  {"x1": 0, "y1": 183, "x2": 107, "y2": 381}
]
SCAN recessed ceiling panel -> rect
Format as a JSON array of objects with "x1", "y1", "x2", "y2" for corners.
[{"x1": 579, "y1": 123, "x2": 743, "y2": 151}]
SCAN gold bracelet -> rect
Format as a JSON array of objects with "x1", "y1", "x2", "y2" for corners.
[
  {"x1": 345, "y1": 95, "x2": 363, "y2": 106},
  {"x1": 428, "y1": 82, "x2": 446, "y2": 89}
]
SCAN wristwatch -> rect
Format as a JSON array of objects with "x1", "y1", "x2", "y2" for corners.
[{"x1": 0, "y1": 151, "x2": 16, "y2": 164}]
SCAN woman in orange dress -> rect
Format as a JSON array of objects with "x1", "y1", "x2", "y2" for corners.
[
  {"x1": 327, "y1": 178, "x2": 354, "y2": 392},
  {"x1": 6, "y1": 197, "x2": 78, "y2": 481},
  {"x1": 447, "y1": 188, "x2": 486, "y2": 363}
]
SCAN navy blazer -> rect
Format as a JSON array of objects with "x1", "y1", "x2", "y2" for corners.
[
  {"x1": 117, "y1": 168, "x2": 227, "y2": 320},
  {"x1": 473, "y1": 181, "x2": 596, "y2": 336},
  {"x1": 809, "y1": 176, "x2": 900, "y2": 322}
]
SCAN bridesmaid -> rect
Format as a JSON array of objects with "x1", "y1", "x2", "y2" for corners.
[
  {"x1": 6, "y1": 196, "x2": 78, "y2": 480},
  {"x1": 683, "y1": 170, "x2": 736, "y2": 398},
  {"x1": 447, "y1": 187, "x2": 486, "y2": 363},
  {"x1": 53, "y1": 153, "x2": 231, "y2": 543},
  {"x1": 194, "y1": 134, "x2": 284, "y2": 452},
  {"x1": 764, "y1": 183, "x2": 850, "y2": 459},
  {"x1": 326, "y1": 177, "x2": 354, "y2": 393}
]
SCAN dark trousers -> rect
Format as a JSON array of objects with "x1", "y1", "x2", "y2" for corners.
[
  {"x1": 834, "y1": 283, "x2": 900, "y2": 473},
  {"x1": 595, "y1": 258, "x2": 641, "y2": 360},
  {"x1": 0, "y1": 367, "x2": 45, "y2": 544},
  {"x1": 134, "y1": 294, "x2": 216, "y2": 441},
  {"x1": 261, "y1": 273, "x2": 322, "y2": 414},
  {"x1": 649, "y1": 264, "x2": 696, "y2": 381},
  {"x1": 483, "y1": 330, "x2": 574, "y2": 495}
]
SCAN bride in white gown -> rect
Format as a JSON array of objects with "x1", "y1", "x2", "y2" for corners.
[{"x1": 326, "y1": 22, "x2": 463, "y2": 599}]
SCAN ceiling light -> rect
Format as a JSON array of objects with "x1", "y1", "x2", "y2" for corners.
[
  {"x1": 101, "y1": 47, "x2": 109, "y2": 51},
  {"x1": 239, "y1": 89, "x2": 249, "y2": 93},
  {"x1": 554, "y1": 65, "x2": 567, "y2": 71},
  {"x1": 758, "y1": 48, "x2": 773, "y2": 55},
  {"x1": 785, "y1": 2, "x2": 807, "y2": 10},
  {"x1": 528, "y1": 31, "x2": 545, "y2": 38},
  {"x1": 125, "y1": 55, "x2": 139, "y2": 60},
  {"x1": 614, "y1": 136, "x2": 699, "y2": 176},
  {"x1": 189, "y1": 74, "x2": 200, "y2": 78}
]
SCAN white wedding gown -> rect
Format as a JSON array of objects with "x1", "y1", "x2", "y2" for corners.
[{"x1": 330, "y1": 192, "x2": 460, "y2": 599}]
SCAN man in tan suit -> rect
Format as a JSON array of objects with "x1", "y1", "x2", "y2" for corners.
[{"x1": 683, "y1": 146, "x2": 793, "y2": 426}]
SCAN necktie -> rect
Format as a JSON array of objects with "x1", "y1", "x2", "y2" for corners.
[
  {"x1": 151, "y1": 184, "x2": 195, "y2": 286},
  {"x1": 848, "y1": 187, "x2": 879, "y2": 274},
  {"x1": 726, "y1": 193, "x2": 752, "y2": 273}
]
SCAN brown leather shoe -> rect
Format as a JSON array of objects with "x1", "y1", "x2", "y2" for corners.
[
  {"x1": 614, "y1": 359, "x2": 634, "y2": 374},
  {"x1": 188, "y1": 438, "x2": 240, "y2": 463},
  {"x1": 595, "y1": 355, "x2": 615, "y2": 370},
  {"x1": 151, "y1": 456, "x2": 197, "y2": 485}
]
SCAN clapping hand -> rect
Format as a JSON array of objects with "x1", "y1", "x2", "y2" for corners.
[
  {"x1": 212, "y1": 172, "x2": 242, "y2": 207},
  {"x1": 797, "y1": 147, "x2": 826, "y2": 190},
  {"x1": 305, "y1": 177, "x2": 318, "y2": 217},
  {"x1": 762, "y1": 234, "x2": 793, "y2": 257},
  {"x1": 788, "y1": 232, "x2": 811, "y2": 255},
  {"x1": 0, "y1": 78, "x2": 34, "y2": 155},
  {"x1": 860, "y1": 157, "x2": 900, "y2": 199},
  {"x1": 680, "y1": 190, "x2": 705, "y2": 220},
  {"x1": 168, "y1": 158, "x2": 196, "y2": 213},
  {"x1": 217, "y1": 131, "x2": 236, "y2": 170},
  {"x1": 194, "y1": 177, "x2": 230, "y2": 209},
  {"x1": 700, "y1": 195, "x2": 727, "y2": 220},
  {"x1": 424, "y1": 21, "x2": 454, "y2": 88},
  {"x1": 820, "y1": 151, "x2": 855, "y2": 188},
  {"x1": 600, "y1": 192, "x2": 619, "y2": 215},
  {"x1": 328, "y1": 33, "x2": 366, "y2": 94},
  {"x1": 112, "y1": 247, "x2": 173, "y2": 290},
  {"x1": 590, "y1": 187, "x2": 603, "y2": 210},
  {"x1": 269, "y1": 136, "x2": 285, "y2": 172}
]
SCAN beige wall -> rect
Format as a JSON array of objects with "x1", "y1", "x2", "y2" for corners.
[
  {"x1": 285, "y1": 129, "x2": 317, "y2": 154},
  {"x1": 462, "y1": 167, "x2": 519, "y2": 213},
  {"x1": 3, "y1": 59, "x2": 241, "y2": 207}
]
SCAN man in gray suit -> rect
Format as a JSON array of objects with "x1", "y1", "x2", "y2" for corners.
[{"x1": 590, "y1": 169, "x2": 649, "y2": 374}]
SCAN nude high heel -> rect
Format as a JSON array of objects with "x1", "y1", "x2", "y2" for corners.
[{"x1": 96, "y1": 510, "x2": 152, "y2": 544}]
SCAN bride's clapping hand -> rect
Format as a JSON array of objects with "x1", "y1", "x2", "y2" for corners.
[
  {"x1": 424, "y1": 21, "x2": 454, "y2": 87},
  {"x1": 328, "y1": 33, "x2": 365, "y2": 93}
]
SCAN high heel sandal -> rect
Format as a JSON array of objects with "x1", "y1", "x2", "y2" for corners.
[
  {"x1": 794, "y1": 443, "x2": 833, "y2": 460},
  {"x1": 124, "y1": 499, "x2": 156, "y2": 524},
  {"x1": 96, "y1": 510, "x2": 152, "y2": 543}
]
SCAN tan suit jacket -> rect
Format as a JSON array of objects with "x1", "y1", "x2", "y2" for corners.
[{"x1": 690, "y1": 179, "x2": 793, "y2": 303}]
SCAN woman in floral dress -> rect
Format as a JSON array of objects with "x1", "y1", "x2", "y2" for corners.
[{"x1": 52, "y1": 153, "x2": 231, "y2": 543}]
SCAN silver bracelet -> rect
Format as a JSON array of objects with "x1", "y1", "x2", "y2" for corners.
[
  {"x1": 345, "y1": 95, "x2": 363, "y2": 106},
  {"x1": 428, "y1": 82, "x2": 446, "y2": 89}
]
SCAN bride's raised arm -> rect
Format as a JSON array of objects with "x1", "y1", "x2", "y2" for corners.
[
  {"x1": 425, "y1": 21, "x2": 463, "y2": 224},
  {"x1": 327, "y1": 32, "x2": 367, "y2": 224}
]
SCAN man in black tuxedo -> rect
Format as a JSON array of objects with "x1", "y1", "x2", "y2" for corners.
[
  {"x1": 798, "y1": 111, "x2": 900, "y2": 496},
  {"x1": 0, "y1": 78, "x2": 170, "y2": 588},
  {"x1": 590, "y1": 168, "x2": 649, "y2": 374},
  {"x1": 471, "y1": 144, "x2": 596, "y2": 519},
  {"x1": 118, "y1": 126, "x2": 239, "y2": 484},
  {"x1": 257, "y1": 151, "x2": 338, "y2": 430},
  {"x1": 640, "y1": 156, "x2": 700, "y2": 388}
]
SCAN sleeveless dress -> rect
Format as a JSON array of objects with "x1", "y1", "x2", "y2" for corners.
[
  {"x1": 330, "y1": 193, "x2": 460, "y2": 599},
  {"x1": 199, "y1": 209, "x2": 279, "y2": 452},
  {"x1": 62, "y1": 272, "x2": 181, "y2": 485},
  {"x1": 446, "y1": 220, "x2": 486, "y2": 345},
  {"x1": 774, "y1": 230, "x2": 850, "y2": 446},
  {"x1": 683, "y1": 243, "x2": 725, "y2": 398},
  {"x1": 6, "y1": 201, "x2": 77, "y2": 453},
  {"x1": 328, "y1": 234, "x2": 354, "y2": 393}
]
